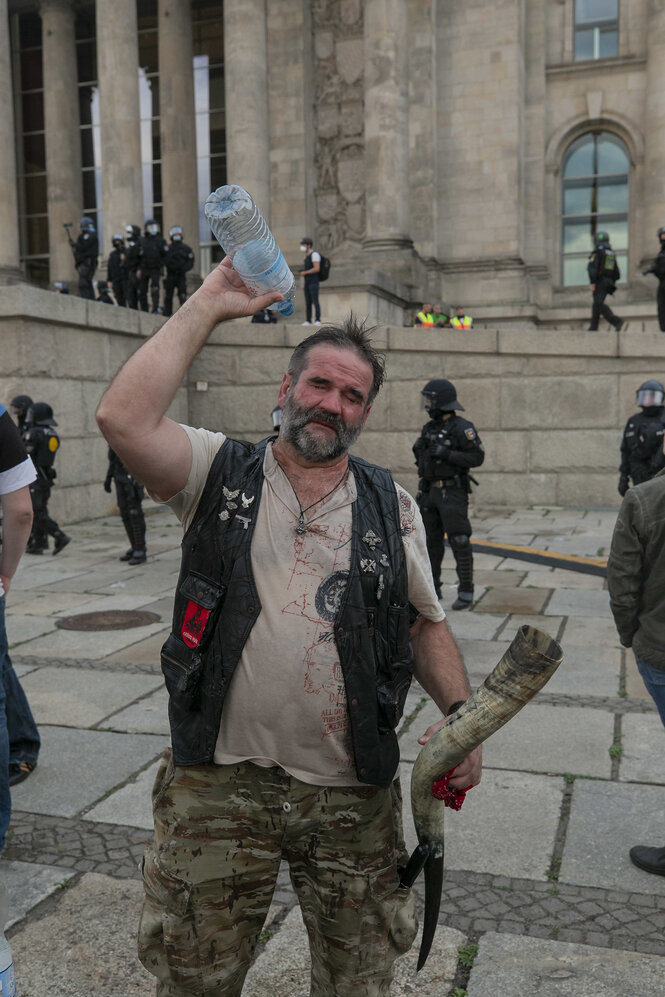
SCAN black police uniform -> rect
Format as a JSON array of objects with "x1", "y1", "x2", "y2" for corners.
[
  {"x1": 413, "y1": 384, "x2": 484, "y2": 607},
  {"x1": 587, "y1": 238, "x2": 622, "y2": 331},
  {"x1": 10, "y1": 395, "x2": 33, "y2": 434},
  {"x1": 643, "y1": 232, "x2": 665, "y2": 332},
  {"x1": 163, "y1": 239, "x2": 195, "y2": 316},
  {"x1": 104, "y1": 448, "x2": 147, "y2": 564},
  {"x1": 124, "y1": 227, "x2": 142, "y2": 310},
  {"x1": 107, "y1": 240, "x2": 126, "y2": 307},
  {"x1": 96, "y1": 282, "x2": 114, "y2": 305},
  {"x1": 23, "y1": 403, "x2": 70, "y2": 554},
  {"x1": 139, "y1": 227, "x2": 167, "y2": 313},
  {"x1": 619, "y1": 398, "x2": 665, "y2": 494},
  {"x1": 74, "y1": 228, "x2": 98, "y2": 300}
]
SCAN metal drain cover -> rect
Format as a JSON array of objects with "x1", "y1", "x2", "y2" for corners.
[{"x1": 56, "y1": 609, "x2": 161, "y2": 631}]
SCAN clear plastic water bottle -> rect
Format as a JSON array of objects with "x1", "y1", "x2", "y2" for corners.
[
  {"x1": 204, "y1": 185, "x2": 296, "y2": 317},
  {"x1": 0, "y1": 883, "x2": 16, "y2": 997}
]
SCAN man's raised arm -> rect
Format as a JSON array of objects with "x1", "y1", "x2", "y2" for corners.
[{"x1": 96, "y1": 258, "x2": 282, "y2": 501}]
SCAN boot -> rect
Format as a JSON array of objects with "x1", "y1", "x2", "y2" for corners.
[
  {"x1": 128, "y1": 550, "x2": 147, "y2": 565},
  {"x1": 629, "y1": 845, "x2": 665, "y2": 876},
  {"x1": 119, "y1": 549, "x2": 134, "y2": 561},
  {"x1": 52, "y1": 532, "x2": 71, "y2": 555}
]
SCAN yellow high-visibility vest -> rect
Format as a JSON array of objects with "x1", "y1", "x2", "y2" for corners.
[{"x1": 450, "y1": 315, "x2": 473, "y2": 329}]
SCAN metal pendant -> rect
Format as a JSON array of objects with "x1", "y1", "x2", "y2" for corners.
[{"x1": 295, "y1": 514, "x2": 307, "y2": 535}]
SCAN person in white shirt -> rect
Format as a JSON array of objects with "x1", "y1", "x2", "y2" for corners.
[{"x1": 299, "y1": 235, "x2": 322, "y2": 326}]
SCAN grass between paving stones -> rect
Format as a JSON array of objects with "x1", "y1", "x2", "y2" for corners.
[{"x1": 448, "y1": 937, "x2": 480, "y2": 996}]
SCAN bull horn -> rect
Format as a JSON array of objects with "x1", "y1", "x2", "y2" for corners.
[{"x1": 408, "y1": 624, "x2": 563, "y2": 970}]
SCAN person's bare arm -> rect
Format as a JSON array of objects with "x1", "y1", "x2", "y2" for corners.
[
  {"x1": 96, "y1": 258, "x2": 282, "y2": 501},
  {"x1": 410, "y1": 615, "x2": 482, "y2": 789},
  {"x1": 0, "y1": 486, "x2": 33, "y2": 593}
]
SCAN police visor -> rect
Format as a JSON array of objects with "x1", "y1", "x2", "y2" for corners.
[{"x1": 637, "y1": 388, "x2": 664, "y2": 408}]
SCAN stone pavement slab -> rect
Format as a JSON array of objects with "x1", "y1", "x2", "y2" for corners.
[
  {"x1": 17, "y1": 620, "x2": 167, "y2": 659},
  {"x1": 560, "y1": 779, "x2": 665, "y2": 895},
  {"x1": 6, "y1": 613, "x2": 58, "y2": 646},
  {"x1": 19, "y1": 666, "x2": 163, "y2": 727},
  {"x1": 2, "y1": 859, "x2": 68, "y2": 928},
  {"x1": 5, "y1": 591, "x2": 100, "y2": 617},
  {"x1": 105, "y1": 685, "x2": 170, "y2": 734},
  {"x1": 619, "y1": 713, "x2": 665, "y2": 784},
  {"x1": 242, "y1": 904, "x2": 466, "y2": 997},
  {"x1": 52, "y1": 592, "x2": 168, "y2": 617},
  {"x1": 8, "y1": 873, "x2": 153, "y2": 997},
  {"x1": 547, "y1": 588, "x2": 612, "y2": 618},
  {"x1": 456, "y1": 637, "x2": 512, "y2": 687},
  {"x1": 545, "y1": 642, "x2": 621, "y2": 697},
  {"x1": 560, "y1": 615, "x2": 622, "y2": 647},
  {"x1": 501, "y1": 615, "x2": 564, "y2": 638},
  {"x1": 446, "y1": 611, "x2": 507, "y2": 641},
  {"x1": 519, "y1": 568, "x2": 606, "y2": 590},
  {"x1": 624, "y1": 652, "x2": 651, "y2": 699},
  {"x1": 10, "y1": 726, "x2": 169, "y2": 818},
  {"x1": 480, "y1": 704, "x2": 614, "y2": 778},
  {"x1": 400, "y1": 765, "x2": 563, "y2": 880},
  {"x1": 466, "y1": 932, "x2": 665, "y2": 996},
  {"x1": 474, "y1": 586, "x2": 551, "y2": 615},
  {"x1": 106, "y1": 628, "x2": 171, "y2": 665},
  {"x1": 85, "y1": 757, "x2": 161, "y2": 828}
]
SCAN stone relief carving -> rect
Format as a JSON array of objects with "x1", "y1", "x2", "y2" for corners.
[{"x1": 312, "y1": 0, "x2": 365, "y2": 255}]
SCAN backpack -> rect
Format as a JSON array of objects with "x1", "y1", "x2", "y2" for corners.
[{"x1": 318, "y1": 254, "x2": 331, "y2": 282}]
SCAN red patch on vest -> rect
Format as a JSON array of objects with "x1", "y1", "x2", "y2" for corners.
[{"x1": 181, "y1": 600, "x2": 211, "y2": 648}]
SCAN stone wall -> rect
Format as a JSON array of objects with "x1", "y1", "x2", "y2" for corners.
[{"x1": 2, "y1": 286, "x2": 665, "y2": 524}]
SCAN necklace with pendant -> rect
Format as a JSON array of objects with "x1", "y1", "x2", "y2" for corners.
[{"x1": 293, "y1": 467, "x2": 350, "y2": 534}]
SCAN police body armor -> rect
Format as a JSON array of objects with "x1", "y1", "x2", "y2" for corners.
[
  {"x1": 25, "y1": 425, "x2": 59, "y2": 481},
  {"x1": 414, "y1": 418, "x2": 476, "y2": 492},
  {"x1": 161, "y1": 436, "x2": 413, "y2": 786}
]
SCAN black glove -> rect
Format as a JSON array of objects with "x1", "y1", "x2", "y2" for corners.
[
  {"x1": 104, "y1": 477, "x2": 112, "y2": 493},
  {"x1": 618, "y1": 476, "x2": 629, "y2": 497}
]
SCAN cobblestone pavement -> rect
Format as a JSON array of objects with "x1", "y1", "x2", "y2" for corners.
[{"x1": 2, "y1": 504, "x2": 665, "y2": 995}]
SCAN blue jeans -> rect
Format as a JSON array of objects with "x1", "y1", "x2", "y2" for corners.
[{"x1": 635, "y1": 656, "x2": 665, "y2": 727}]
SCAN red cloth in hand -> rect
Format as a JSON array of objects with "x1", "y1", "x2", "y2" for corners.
[{"x1": 431, "y1": 766, "x2": 473, "y2": 811}]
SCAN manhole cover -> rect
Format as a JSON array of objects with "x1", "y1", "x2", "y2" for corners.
[{"x1": 56, "y1": 610, "x2": 162, "y2": 631}]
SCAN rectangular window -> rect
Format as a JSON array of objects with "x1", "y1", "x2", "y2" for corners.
[{"x1": 574, "y1": 0, "x2": 618, "y2": 61}]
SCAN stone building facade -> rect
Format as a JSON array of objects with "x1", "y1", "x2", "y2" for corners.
[{"x1": 1, "y1": 0, "x2": 664, "y2": 327}]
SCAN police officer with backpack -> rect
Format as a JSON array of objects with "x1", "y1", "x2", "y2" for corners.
[
  {"x1": 123, "y1": 225, "x2": 143, "y2": 309},
  {"x1": 588, "y1": 230, "x2": 624, "y2": 331},
  {"x1": 72, "y1": 216, "x2": 99, "y2": 300},
  {"x1": 413, "y1": 379, "x2": 484, "y2": 609},
  {"x1": 162, "y1": 226, "x2": 195, "y2": 317},
  {"x1": 642, "y1": 226, "x2": 665, "y2": 332},
  {"x1": 108, "y1": 234, "x2": 126, "y2": 307},
  {"x1": 299, "y1": 236, "x2": 323, "y2": 325},
  {"x1": 23, "y1": 403, "x2": 70, "y2": 555},
  {"x1": 139, "y1": 220, "x2": 167, "y2": 313}
]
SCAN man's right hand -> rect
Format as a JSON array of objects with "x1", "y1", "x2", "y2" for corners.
[
  {"x1": 103, "y1": 478, "x2": 112, "y2": 493},
  {"x1": 618, "y1": 476, "x2": 629, "y2": 497}
]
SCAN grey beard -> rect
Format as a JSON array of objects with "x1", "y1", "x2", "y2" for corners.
[{"x1": 280, "y1": 399, "x2": 363, "y2": 462}]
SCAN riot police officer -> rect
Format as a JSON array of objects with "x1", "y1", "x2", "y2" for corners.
[
  {"x1": 618, "y1": 380, "x2": 665, "y2": 495},
  {"x1": 643, "y1": 227, "x2": 665, "y2": 332},
  {"x1": 10, "y1": 395, "x2": 33, "y2": 435},
  {"x1": 23, "y1": 403, "x2": 70, "y2": 555},
  {"x1": 139, "y1": 219, "x2": 167, "y2": 313},
  {"x1": 413, "y1": 379, "x2": 484, "y2": 609},
  {"x1": 162, "y1": 226, "x2": 195, "y2": 316},
  {"x1": 108, "y1": 234, "x2": 126, "y2": 307},
  {"x1": 123, "y1": 225, "x2": 142, "y2": 310},
  {"x1": 588, "y1": 230, "x2": 623, "y2": 332},
  {"x1": 104, "y1": 447, "x2": 147, "y2": 564},
  {"x1": 73, "y1": 216, "x2": 99, "y2": 300}
]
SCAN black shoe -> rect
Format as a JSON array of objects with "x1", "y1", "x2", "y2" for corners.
[
  {"x1": 629, "y1": 845, "x2": 665, "y2": 876},
  {"x1": 119, "y1": 549, "x2": 134, "y2": 561},
  {"x1": 26, "y1": 547, "x2": 44, "y2": 555},
  {"x1": 128, "y1": 550, "x2": 147, "y2": 565},
  {"x1": 452, "y1": 597, "x2": 473, "y2": 611},
  {"x1": 9, "y1": 761, "x2": 36, "y2": 786},
  {"x1": 434, "y1": 586, "x2": 442, "y2": 599},
  {"x1": 53, "y1": 533, "x2": 71, "y2": 555},
  {"x1": 615, "y1": 319, "x2": 624, "y2": 332}
]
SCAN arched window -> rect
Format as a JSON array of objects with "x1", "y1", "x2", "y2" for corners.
[{"x1": 561, "y1": 131, "x2": 629, "y2": 287}]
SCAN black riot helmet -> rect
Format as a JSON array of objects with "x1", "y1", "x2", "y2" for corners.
[
  {"x1": 145, "y1": 219, "x2": 160, "y2": 236},
  {"x1": 11, "y1": 394, "x2": 34, "y2": 429},
  {"x1": 421, "y1": 379, "x2": 465, "y2": 415},
  {"x1": 594, "y1": 230, "x2": 610, "y2": 249},
  {"x1": 32, "y1": 402, "x2": 57, "y2": 427},
  {"x1": 636, "y1": 380, "x2": 665, "y2": 409},
  {"x1": 658, "y1": 226, "x2": 665, "y2": 244},
  {"x1": 112, "y1": 233, "x2": 124, "y2": 249},
  {"x1": 168, "y1": 225, "x2": 183, "y2": 242},
  {"x1": 79, "y1": 216, "x2": 95, "y2": 233}
]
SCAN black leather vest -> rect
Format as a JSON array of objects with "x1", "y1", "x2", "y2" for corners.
[{"x1": 161, "y1": 436, "x2": 414, "y2": 786}]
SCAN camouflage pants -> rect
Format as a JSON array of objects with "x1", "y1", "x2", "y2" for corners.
[{"x1": 138, "y1": 752, "x2": 417, "y2": 996}]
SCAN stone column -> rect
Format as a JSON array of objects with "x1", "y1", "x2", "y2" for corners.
[
  {"x1": 363, "y1": 0, "x2": 412, "y2": 253},
  {"x1": 40, "y1": 0, "x2": 83, "y2": 285},
  {"x1": 158, "y1": 0, "x2": 199, "y2": 271},
  {"x1": 642, "y1": 0, "x2": 665, "y2": 265},
  {"x1": 96, "y1": 0, "x2": 143, "y2": 251},
  {"x1": 0, "y1": 0, "x2": 22, "y2": 281},
  {"x1": 223, "y1": 0, "x2": 270, "y2": 221}
]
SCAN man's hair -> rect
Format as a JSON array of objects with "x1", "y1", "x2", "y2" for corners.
[{"x1": 287, "y1": 315, "x2": 386, "y2": 404}]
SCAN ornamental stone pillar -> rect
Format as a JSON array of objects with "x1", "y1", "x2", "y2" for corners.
[
  {"x1": 642, "y1": 0, "x2": 665, "y2": 266},
  {"x1": 40, "y1": 0, "x2": 83, "y2": 285},
  {"x1": 158, "y1": 0, "x2": 199, "y2": 272},
  {"x1": 223, "y1": 0, "x2": 270, "y2": 221},
  {"x1": 363, "y1": 0, "x2": 411, "y2": 253},
  {"x1": 96, "y1": 0, "x2": 143, "y2": 251},
  {"x1": 0, "y1": 0, "x2": 22, "y2": 281}
]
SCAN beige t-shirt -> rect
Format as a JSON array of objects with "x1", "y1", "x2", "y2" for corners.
[{"x1": 166, "y1": 425, "x2": 445, "y2": 786}]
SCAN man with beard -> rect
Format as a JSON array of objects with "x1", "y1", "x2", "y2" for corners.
[{"x1": 96, "y1": 257, "x2": 481, "y2": 997}]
